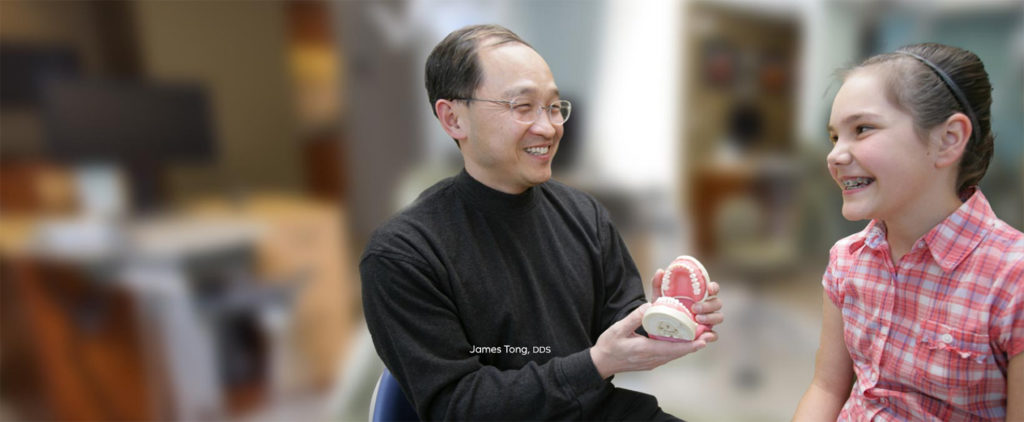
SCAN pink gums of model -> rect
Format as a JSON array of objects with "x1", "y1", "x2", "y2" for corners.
[{"x1": 642, "y1": 255, "x2": 711, "y2": 342}]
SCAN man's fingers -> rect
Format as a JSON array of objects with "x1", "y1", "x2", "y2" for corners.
[
  {"x1": 694, "y1": 331, "x2": 718, "y2": 344},
  {"x1": 696, "y1": 312, "x2": 724, "y2": 326},
  {"x1": 694, "y1": 296, "x2": 723, "y2": 326},
  {"x1": 707, "y1": 281, "x2": 720, "y2": 297},
  {"x1": 694, "y1": 296, "x2": 722, "y2": 314},
  {"x1": 648, "y1": 337, "x2": 707, "y2": 358}
]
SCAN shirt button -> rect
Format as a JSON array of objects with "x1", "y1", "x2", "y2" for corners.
[{"x1": 941, "y1": 333, "x2": 954, "y2": 343}]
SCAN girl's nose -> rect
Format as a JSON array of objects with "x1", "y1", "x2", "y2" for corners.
[{"x1": 827, "y1": 142, "x2": 851, "y2": 167}]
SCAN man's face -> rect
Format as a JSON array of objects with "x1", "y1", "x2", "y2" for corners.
[{"x1": 457, "y1": 42, "x2": 563, "y2": 194}]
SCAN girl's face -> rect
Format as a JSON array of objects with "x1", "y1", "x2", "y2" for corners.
[{"x1": 826, "y1": 67, "x2": 940, "y2": 223}]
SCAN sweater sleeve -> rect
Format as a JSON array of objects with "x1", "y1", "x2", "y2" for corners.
[
  {"x1": 596, "y1": 205, "x2": 648, "y2": 330},
  {"x1": 361, "y1": 250, "x2": 607, "y2": 421}
]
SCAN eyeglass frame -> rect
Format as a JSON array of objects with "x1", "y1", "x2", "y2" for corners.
[{"x1": 453, "y1": 97, "x2": 572, "y2": 125}]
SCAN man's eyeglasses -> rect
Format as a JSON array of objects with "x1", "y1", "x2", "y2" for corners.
[{"x1": 456, "y1": 97, "x2": 571, "y2": 125}]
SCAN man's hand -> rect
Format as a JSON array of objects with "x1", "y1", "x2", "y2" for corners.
[
  {"x1": 651, "y1": 268, "x2": 725, "y2": 327},
  {"x1": 590, "y1": 303, "x2": 715, "y2": 379}
]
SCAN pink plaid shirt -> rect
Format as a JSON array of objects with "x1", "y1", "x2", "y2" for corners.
[{"x1": 824, "y1": 189, "x2": 1024, "y2": 421}]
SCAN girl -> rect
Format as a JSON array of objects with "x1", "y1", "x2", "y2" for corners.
[{"x1": 794, "y1": 43, "x2": 1023, "y2": 420}]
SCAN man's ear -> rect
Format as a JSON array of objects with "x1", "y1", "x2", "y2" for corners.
[
  {"x1": 934, "y1": 112, "x2": 971, "y2": 169},
  {"x1": 436, "y1": 99, "x2": 468, "y2": 142}
]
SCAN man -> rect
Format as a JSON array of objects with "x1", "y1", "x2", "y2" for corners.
[{"x1": 361, "y1": 24, "x2": 723, "y2": 420}]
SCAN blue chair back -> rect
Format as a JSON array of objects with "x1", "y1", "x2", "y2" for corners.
[{"x1": 369, "y1": 368, "x2": 419, "y2": 421}]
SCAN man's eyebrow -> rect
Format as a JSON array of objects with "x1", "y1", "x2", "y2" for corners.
[
  {"x1": 827, "y1": 112, "x2": 881, "y2": 132},
  {"x1": 502, "y1": 86, "x2": 560, "y2": 99},
  {"x1": 502, "y1": 87, "x2": 533, "y2": 98}
]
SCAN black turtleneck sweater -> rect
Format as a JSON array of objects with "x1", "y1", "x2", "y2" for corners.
[{"x1": 361, "y1": 169, "x2": 679, "y2": 421}]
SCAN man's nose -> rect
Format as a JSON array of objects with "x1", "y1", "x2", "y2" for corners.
[{"x1": 529, "y1": 111, "x2": 558, "y2": 138}]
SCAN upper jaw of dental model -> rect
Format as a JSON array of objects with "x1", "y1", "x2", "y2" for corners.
[{"x1": 661, "y1": 255, "x2": 710, "y2": 310}]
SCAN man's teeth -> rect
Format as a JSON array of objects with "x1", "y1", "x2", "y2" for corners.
[
  {"x1": 525, "y1": 146, "x2": 549, "y2": 156},
  {"x1": 842, "y1": 177, "x2": 874, "y2": 189}
]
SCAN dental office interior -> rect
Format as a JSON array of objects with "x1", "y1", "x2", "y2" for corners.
[{"x1": 0, "y1": 0, "x2": 1021, "y2": 421}]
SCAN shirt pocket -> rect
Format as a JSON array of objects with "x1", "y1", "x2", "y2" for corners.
[{"x1": 913, "y1": 319, "x2": 993, "y2": 393}]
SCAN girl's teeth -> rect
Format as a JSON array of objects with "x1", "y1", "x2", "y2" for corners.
[
  {"x1": 843, "y1": 177, "x2": 874, "y2": 189},
  {"x1": 526, "y1": 146, "x2": 549, "y2": 155}
]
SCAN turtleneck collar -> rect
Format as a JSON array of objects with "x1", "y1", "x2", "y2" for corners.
[{"x1": 453, "y1": 168, "x2": 538, "y2": 214}]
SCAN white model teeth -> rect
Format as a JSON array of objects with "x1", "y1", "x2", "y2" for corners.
[
  {"x1": 525, "y1": 146, "x2": 549, "y2": 156},
  {"x1": 655, "y1": 296, "x2": 682, "y2": 306},
  {"x1": 843, "y1": 177, "x2": 874, "y2": 189}
]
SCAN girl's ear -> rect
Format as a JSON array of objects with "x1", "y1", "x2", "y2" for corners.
[
  {"x1": 436, "y1": 99, "x2": 468, "y2": 142},
  {"x1": 934, "y1": 112, "x2": 971, "y2": 169}
]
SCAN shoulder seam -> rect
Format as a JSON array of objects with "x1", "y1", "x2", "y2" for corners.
[{"x1": 362, "y1": 247, "x2": 431, "y2": 269}]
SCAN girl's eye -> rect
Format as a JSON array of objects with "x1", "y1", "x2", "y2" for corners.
[
  {"x1": 828, "y1": 134, "x2": 838, "y2": 144},
  {"x1": 855, "y1": 125, "x2": 873, "y2": 134}
]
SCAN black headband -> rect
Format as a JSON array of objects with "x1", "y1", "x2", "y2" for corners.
[{"x1": 896, "y1": 51, "x2": 980, "y2": 144}]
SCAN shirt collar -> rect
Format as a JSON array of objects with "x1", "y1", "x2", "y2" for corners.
[
  {"x1": 922, "y1": 187, "x2": 995, "y2": 272},
  {"x1": 862, "y1": 219, "x2": 887, "y2": 251},
  {"x1": 453, "y1": 168, "x2": 538, "y2": 214},
  {"x1": 854, "y1": 187, "x2": 995, "y2": 272}
]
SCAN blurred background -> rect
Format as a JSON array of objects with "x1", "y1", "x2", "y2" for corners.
[{"x1": 0, "y1": 0, "x2": 1020, "y2": 421}]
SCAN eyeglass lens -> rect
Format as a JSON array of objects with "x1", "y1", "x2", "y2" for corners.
[{"x1": 511, "y1": 100, "x2": 571, "y2": 124}]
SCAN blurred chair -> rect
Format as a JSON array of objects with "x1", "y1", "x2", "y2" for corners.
[
  {"x1": 369, "y1": 368, "x2": 418, "y2": 422},
  {"x1": 324, "y1": 322, "x2": 383, "y2": 420}
]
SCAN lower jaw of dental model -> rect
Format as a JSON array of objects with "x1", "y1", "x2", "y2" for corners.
[
  {"x1": 643, "y1": 297, "x2": 707, "y2": 341},
  {"x1": 642, "y1": 255, "x2": 711, "y2": 342}
]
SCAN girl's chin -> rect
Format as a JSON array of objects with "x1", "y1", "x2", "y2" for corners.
[{"x1": 841, "y1": 205, "x2": 872, "y2": 222}]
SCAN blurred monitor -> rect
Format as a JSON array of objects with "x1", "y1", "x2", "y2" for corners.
[
  {"x1": 40, "y1": 78, "x2": 217, "y2": 211},
  {"x1": 0, "y1": 44, "x2": 79, "y2": 107}
]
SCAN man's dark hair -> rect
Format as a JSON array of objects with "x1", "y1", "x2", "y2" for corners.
[{"x1": 425, "y1": 24, "x2": 532, "y2": 123}]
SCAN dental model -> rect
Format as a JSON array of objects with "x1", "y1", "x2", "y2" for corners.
[{"x1": 642, "y1": 255, "x2": 711, "y2": 342}]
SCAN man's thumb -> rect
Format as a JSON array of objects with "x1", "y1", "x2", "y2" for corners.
[
  {"x1": 651, "y1": 269, "x2": 665, "y2": 299},
  {"x1": 615, "y1": 303, "x2": 650, "y2": 334}
]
